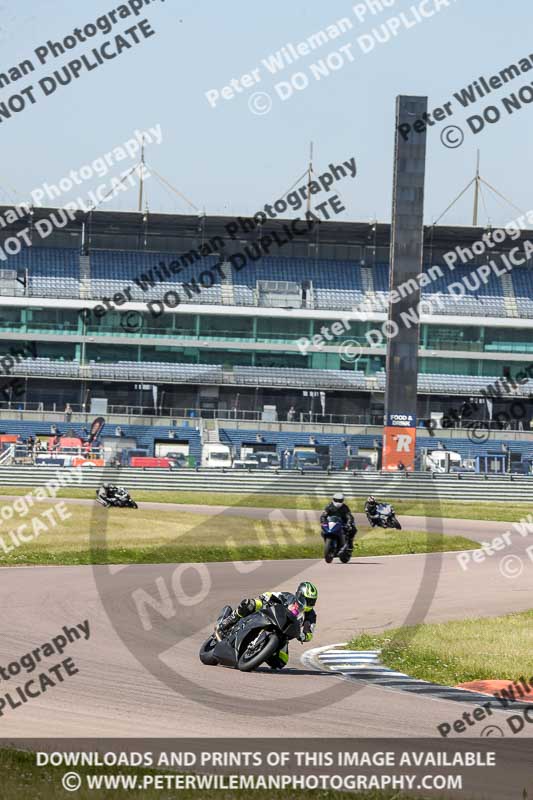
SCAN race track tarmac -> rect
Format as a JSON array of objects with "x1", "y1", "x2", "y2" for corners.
[{"x1": 0, "y1": 501, "x2": 531, "y2": 759}]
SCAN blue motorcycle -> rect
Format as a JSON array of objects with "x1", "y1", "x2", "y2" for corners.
[{"x1": 320, "y1": 515, "x2": 351, "y2": 564}]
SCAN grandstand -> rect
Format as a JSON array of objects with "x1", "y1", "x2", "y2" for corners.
[
  {"x1": 7, "y1": 243, "x2": 533, "y2": 317},
  {"x1": 0, "y1": 417, "x2": 531, "y2": 473},
  {"x1": 0, "y1": 206, "x2": 532, "y2": 472}
]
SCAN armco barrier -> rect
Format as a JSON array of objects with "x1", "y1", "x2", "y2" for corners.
[{"x1": 0, "y1": 466, "x2": 531, "y2": 502}]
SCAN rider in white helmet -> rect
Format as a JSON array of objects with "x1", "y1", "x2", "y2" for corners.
[{"x1": 320, "y1": 492, "x2": 357, "y2": 553}]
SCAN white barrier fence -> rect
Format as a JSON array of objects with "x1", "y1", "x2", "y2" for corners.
[{"x1": 0, "y1": 466, "x2": 530, "y2": 501}]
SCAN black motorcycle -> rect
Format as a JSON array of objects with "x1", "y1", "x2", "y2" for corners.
[
  {"x1": 199, "y1": 600, "x2": 303, "y2": 672},
  {"x1": 367, "y1": 502, "x2": 401, "y2": 529},
  {"x1": 320, "y1": 515, "x2": 351, "y2": 563},
  {"x1": 96, "y1": 489, "x2": 138, "y2": 509}
]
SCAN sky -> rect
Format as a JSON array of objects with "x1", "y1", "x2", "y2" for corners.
[{"x1": 0, "y1": 0, "x2": 532, "y2": 227}]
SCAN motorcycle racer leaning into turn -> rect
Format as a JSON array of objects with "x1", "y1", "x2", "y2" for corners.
[
  {"x1": 365, "y1": 495, "x2": 380, "y2": 527},
  {"x1": 96, "y1": 483, "x2": 131, "y2": 507},
  {"x1": 216, "y1": 581, "x2": 318, "y2": 669},
  {"x1": 96, "y1": 483, "x2": 118, "y2": 507}
]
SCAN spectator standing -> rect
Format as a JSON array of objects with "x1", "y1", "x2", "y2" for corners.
[
  {"x1": 64, "y1": 403, "x2": 73, "y2": 423},
  {"x1": 287, "y1": 405, "x2": 296, "y2": 422}
]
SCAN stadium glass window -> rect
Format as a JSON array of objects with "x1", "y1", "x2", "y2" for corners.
[
  {"x1": 257, "y1": 317, "x2": 308, "y2": 342},
  {"x1": 172, "y1": 318, "x2": 196, "y2": 337},
  {"x1": 28, "y1": 308, "x2": 79, "y2": 333},
  {"x1": 144, "y1": 346, "x2": 198, "y2": 363},
  {"x1": 142, "y1": 314, "x2": 175, "y2": 335},
  {"x1": 315, "y1": 320, "x2": 360, "y2": 342},
  {"x1": 198, "y1": 350, "x2": 252, "y2": 366},
  {"x1": 255, "y1": 352, "x2": 306, "y2": 369},
  {"x1": 484, "y1": 328, "x2": 533, "y2": 354},
  {"x1": 86, "y1": 344, "x2": 138, "y2": 363},
  {"x1": 0, "y1": 306, "x2": 23, "y2": 329},
  {"x1": 421, "y1": 357, "x2": 479, "y2": 376},
  {"x1": 424, "y1": 325, "x2": 482, "y2": 351},
  {"x1": 311, "y1": 352, "x2": 341, "y2": 370},
  {"x1": 198, "y1": 315, "x2": 253, "y2": 340},
  {"x1": 86, "y1": 311, "x2": 122, "y2": 334},
  {"x1": 368, "y1": 356, "x2": 385, "y2": 375},
  {"x1": 37, "y1": 342, "x2": 77, "y2": 360}
]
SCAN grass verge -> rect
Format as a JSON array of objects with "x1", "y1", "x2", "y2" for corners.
[
  {"x1": 0, "y1": 748, "x2": 440, "y2": 800},
  {"x1": 0, "y1": 487, "x2": 525, "y2": 522},
  {"x1": 346, "y1": 610, "x2": 533, "y2": 686},
  {"x1": 0, "y1": 506, "x2": 477, "y2": 566}
]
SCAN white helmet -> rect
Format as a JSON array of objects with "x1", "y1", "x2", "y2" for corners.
[{"x1": 332, "y1": 492, "x2": 344, "y2": 508}]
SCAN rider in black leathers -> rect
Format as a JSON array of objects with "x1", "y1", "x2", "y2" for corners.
[
  {"x1": 216, "y1": 581, "x2": 319, "y2": 669},
  {"x1": 96, "y1": 483, "x2": 119, "y2": 507},
  {"x1": 365, "y1": 495, "x2": 380, "y2": 527},
  {"x1": 320, "y1": 492, "x2": 357, "y2": 553}
]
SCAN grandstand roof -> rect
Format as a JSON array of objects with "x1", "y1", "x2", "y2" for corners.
[{"x1": 2, "y1": 207, "x2": 532, "y2": 254}]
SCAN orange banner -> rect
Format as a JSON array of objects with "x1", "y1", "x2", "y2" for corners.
[{"x1": 382, "y1": 426, "x2": 416, "y2": 472}]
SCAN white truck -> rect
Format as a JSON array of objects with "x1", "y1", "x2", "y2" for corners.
[{"x1": 202, "y1": 443, "x2": 232, "y2": 468}]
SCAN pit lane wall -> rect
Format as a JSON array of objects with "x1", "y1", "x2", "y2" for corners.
[{"x1": 0, "y1": 466, "x2": 530, "y2": 501}]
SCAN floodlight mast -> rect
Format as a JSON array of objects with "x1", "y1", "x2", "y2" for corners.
[{"x1": 138, "y1": 136, "x2": 145, "y2": 213}]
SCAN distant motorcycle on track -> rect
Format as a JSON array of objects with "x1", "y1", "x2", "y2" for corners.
[
  {"x1": 367, "y1": 502, "x2": 401, "y2": 530},
  {"x1": 96, "y1": 487, "x2": 138, "y2": 509},
  {"x1": 320, "y1": 515, "x2": 352, "y2": 564}
]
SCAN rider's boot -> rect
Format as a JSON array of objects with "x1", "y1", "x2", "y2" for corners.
[
  {"x1": 340, "y1": 528, "x2": 356, "y2": 556},
  {"x1": 267, "y1": 643, "x2": 289, "y2": 670},
  {"x1": 346, "y1": 527, "x2": 357, "y2": 553},
  {"x1": 216, "y1": 609, "x2": 240, "y2": 639}
]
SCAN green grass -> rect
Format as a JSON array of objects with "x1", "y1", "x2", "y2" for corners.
[
  {"x1": 0, "y1": 748, "x2": 443, "y2": 800},
  {"x1": 346, "y1": 610, "x2": 533, "y2": 686},
  {"x1": 0, "y1": 487, "x2": 525, "y2": 522},
  {"x1": 0, "y1": 505, "x2": 477, "y2": 566}
]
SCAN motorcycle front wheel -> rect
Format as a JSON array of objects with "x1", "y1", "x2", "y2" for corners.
[
  {"x1": 199, "y1": 635, "x2": 219, "y2": 666},
  {"x1": 392, "y1": 517, "x2": 402, "y2": 529},
  {"x1": 237, "y1": 631, "x2": 280, "y2": 672},
  {"x1": 324, "y1": 538, "x2": 336, "y2": 563}
]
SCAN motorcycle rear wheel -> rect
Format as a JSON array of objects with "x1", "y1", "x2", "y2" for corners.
[
  {"x1": 237, "y1": 631, "x2": 280, "y2": 672},
  {"x1": 199, "y1": 634, "x2": 219, "y2": 666}
]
